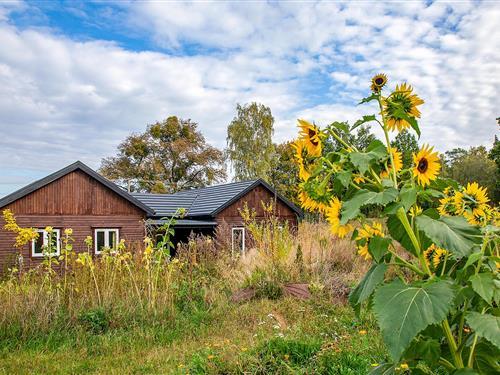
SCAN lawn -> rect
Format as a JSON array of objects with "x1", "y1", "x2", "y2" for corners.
[{"x1": 0, "y1": 296, "x2": 384, "y2": 374}]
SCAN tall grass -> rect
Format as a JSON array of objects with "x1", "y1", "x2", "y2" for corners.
[{"x1": 0, "y1": 210, "x2": 371, "y2": 352}]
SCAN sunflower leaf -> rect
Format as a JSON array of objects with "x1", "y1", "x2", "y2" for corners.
[
  {"x1": 349, "y1": 263, "x2": 387, "y2": 308},
  {"x1": 359, "y1": 93, "x2": 378, "y2": 105},
  {"x1": 392, "y1": 107, "x2": 420, "y2": 137},
  {"x1": 352, "y1": 115, "x2": 377, "y2": 130},
  {"x1": 466, "y1": 312, "x2": 500, "y2": 350},
  {"x1": 341, "y1": 188, "x2": 398, "y2": 224},
  {"x1": 373, "y1": 279, "x2": 456, "y2": 361},
  {"x1": 416, "y1": 215, "x2": 482, "y2": 258},
  {"x1": 330, "y1": 121, "x2": 350, "y2": 133}
]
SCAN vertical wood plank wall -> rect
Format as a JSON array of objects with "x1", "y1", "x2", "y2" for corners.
[
  {"x1": 0, "y1": 170, "x2": 146, "y2": 272},
  {"x1": 215, "y1": 185, "x2": 298, "y2": 227}
]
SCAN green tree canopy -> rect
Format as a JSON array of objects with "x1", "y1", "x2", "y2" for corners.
[
  {"x1": 324, "y1": 123, "x2": 376, "y2": 153},
  {"x1": 269, "y1": 141, "x2": 300, "y2": 205},
  {"x1": 100, "y1": 116, "x2": 226, "y2": 193},
  {"x1": 442, "y1": 146, "x2": 498, "y2": 203},
  {"x1": 390, "y1": 130, "x2": 419, "y2": 169},
  {"x1": 226, "y1": 102, "x2": 275, "y2": 181}
]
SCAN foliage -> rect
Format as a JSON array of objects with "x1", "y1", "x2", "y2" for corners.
[
  {"x1": 323, "y1": 123, "x2": 376, "y2": 153},
  {"x1": 226, "y1": 102, "x2": 275, "y2": 181},
  {"x1": 292, "y1": 74, "x2": 500, "y2": 373},
  {"x1": 99, "y1": 116, "x2": 226, "y2": 193},
  {"x1": 0, "y1": 215, "x2": 380, "y2": 373},
  {"x1": 442, "y1": 146, "x2": 498, "y2": 203},
  {"x1": 269, "y1": 141, "x2": 301, "y2": 205}
]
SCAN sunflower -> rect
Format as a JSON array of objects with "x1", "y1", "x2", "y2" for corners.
[
  {"x1": 423, "y1": 244, "x2": 449, "y2": 270},
  {"x1": 380, "y1": 147, "x2": 403, "y2": 179},
  {"x1": 292, "y1": 139, "x2": 312, "y2": 181},
  {"x1": 438, "y1": 187, "x2": 458, "y2": 216},
  {"x1": 326, "y1": 197, "x2": 353, "y2": 238},
  {"x1": 409, "y1": 205, "x2": 422, "y2": 217},
  {"x1": 412, "y1": 144, "x2": 440, "y2": 186},
  {"x1": 298, "y1": 119, "x2": 322, "y2": 157},
  {"x1": 355, "y1": 222, "x2": 385, "y2": 261},
  {"x1": 456, "y1": 182, "x2": 490, "y2": 215},
  {"x1": 298, "y1": 190, "x2": 329, "y2": 214},
  {"x1": 370, "y1": 73, "x2": 388, "y2": 93},
  {"x1": 353, "y1": 175, "x2": 366, "y2": 184},
  {"x1": 382, "y1": 83, "x2": 424, "y2": 132}
]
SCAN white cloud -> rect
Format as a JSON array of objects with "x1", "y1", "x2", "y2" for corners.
[{"x1": 0, "y1": 0, "x2": 499, "y2": 196}]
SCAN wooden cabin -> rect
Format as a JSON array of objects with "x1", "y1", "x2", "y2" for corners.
[{"x1": 0, "y1": 161, "x2": 302, "y2": 272}]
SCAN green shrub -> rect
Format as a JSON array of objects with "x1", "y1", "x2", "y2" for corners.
[{"x1": 78, "y1": 308, "x2": 110, "y2": 334}]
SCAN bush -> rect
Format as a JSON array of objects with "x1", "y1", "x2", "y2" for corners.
[{"x1": 78, "y1": 308, "x2": 110, "y2": 334}]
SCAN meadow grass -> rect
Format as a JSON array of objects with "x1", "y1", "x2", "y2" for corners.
[{"x1": 0, "y1": 216, "x2": 385, "y2": 374}]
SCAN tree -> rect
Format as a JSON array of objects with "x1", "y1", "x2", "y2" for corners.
[
  {"x1": 269, "y1": 141, "x2": 300, "y2": 205},
  {"x1": 324, "y1": 123, "x2": 376, "y2": 153},
  {"x1": 390, "y1": 130, "x2": 419, "y2": 169},
  {"x1": 100, "y1": 116, "x2": 226, "y2": 193},
  {"x1": 226, "y1": 102, "x2": 275, "y2": 181},
  {"x1": 442, "y1": 146, "x2": 497, "y2": 202},
  {"x1": 489, "y1": 135, "x2": 500, "y2": 202}
]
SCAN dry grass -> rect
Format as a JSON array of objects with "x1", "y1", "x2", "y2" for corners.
[{"x1": 0, "y1": 217, "x2": 382, "y2": 374}]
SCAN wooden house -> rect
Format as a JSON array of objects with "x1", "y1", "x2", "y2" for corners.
[{"x1": 0, "y1": 161, "x2": 302, "y2": 272}]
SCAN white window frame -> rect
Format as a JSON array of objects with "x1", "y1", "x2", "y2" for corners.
[
  {"x1": 94, "y1": 228, "x2": 119, "y2": 254},
  {"x1": 32, "y1": 228, "x2": 61, "y2": 258},
  {"x1": 231, "y1": 227, "x2": 246, "y2": 254}
]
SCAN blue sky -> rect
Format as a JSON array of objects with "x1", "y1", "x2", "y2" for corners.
[{"x1": 0, "y1": 0, "x2": 499, "y2": 197}]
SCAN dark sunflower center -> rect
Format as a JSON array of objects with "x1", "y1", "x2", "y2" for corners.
[
  {"x1": 308, "y1": 129, "x2": 319, "y2": 146},
  {"x1": 417, "y1": 158, "x2": 428, "y2": 173},
  {"x1": 375, "y1": 77, "x2": 384, "y2": 85}
]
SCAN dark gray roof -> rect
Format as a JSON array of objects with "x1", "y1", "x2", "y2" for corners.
[
  {"x1": 147, "y1": 219, "x2": 217, "y2": 227},
  {"x1": 133, "y1": 179, "x2": 302, "y2": 218},
  {"x1": 132, "y1": 192, "x2": 198, "y2": 217},
  {"x1": 0, "y1": 161, "x2": 154, "y2": 215}
]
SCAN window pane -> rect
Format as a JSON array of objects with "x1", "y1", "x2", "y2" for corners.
[
  {"x1": 108, "y1": 230, "x2": 117, "y2": 249},
  {"x1": 96, "y1": 231, "x2": 105, "y2": 252},
  {"x1": 233, "y1": 229, "x2": 244, "y2": 253},
  {"x1": 33, "y1": 232, "x2": 44, "y2": 254}
]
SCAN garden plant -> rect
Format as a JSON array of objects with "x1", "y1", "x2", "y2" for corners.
[{"x1": 293, "y1": 73, "x2": 499, "y2": 374}]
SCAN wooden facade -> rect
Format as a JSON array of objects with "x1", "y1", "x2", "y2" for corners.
[
  {"x1": 0, "y1": 169, "x2": 147, "y2": 272},
  {"x1": 0, "y1": 162, "x2": 302, "y2": 271},
  {"x1": 215, "y1": 185, "x2": 298, "y2": 227}
]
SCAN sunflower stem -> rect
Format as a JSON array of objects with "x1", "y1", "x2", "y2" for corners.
[
  {"x1": 396, "y1": 207, "x2": 432, "y2": 276},
  {"x1": 377, "y1": 96, "x2": 398, "y2": 188}
]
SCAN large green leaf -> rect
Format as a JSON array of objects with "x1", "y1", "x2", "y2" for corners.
[
  {"x1": 349, "y1": 140, "x2": 387, "y2": 174},
  {"x1": 368, "y1": 236, "x2": 391, "y2": 263},
  {"x1": 466, "y1": 312, "x2": 500, "y2": 350},
  {"x1": 341, "y1": 188, "x2": 398, "y2": 224},
  {"x1": 416, "y1": 215, "x2": 482, "y2": 258},
  {"x1": 349, "y1": 263, "x2": 387, "y2": 308},
  {"x1": 473, "y1": 342, "x2": 500, "y2": 374},
  {"x1": 469, "y1": 273, "x2": 496, "y2": 305},
  {"x1": 352, "y1": 115, "x2": 376, "y2": 130},
  {"x1": 373, "y1": 279, "x2": 456, "y2": 361},
  {"x1": 404, "y1": 337, "x2": 440, "y2": 365},
  {"x1": 399, "y1": 185, "x2": 417, "y2": 211}
]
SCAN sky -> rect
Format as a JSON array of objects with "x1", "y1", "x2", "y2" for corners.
[{"x1": 0, "y1": 0, "x2": 499, "y2": 197}]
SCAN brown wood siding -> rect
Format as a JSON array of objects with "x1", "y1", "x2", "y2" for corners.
[
  {"x1": 0, "y1": 170, "x2": 146, "y2": 272},
  {"x1": 4, "y1": 170, "x2": 144, "y2": 216},
  {"x1": 0, "y1": 215, "x2": 145, "y2": 272},
  {"x1": 215, "y1": 185, "x2": 298, "y2": 228}
]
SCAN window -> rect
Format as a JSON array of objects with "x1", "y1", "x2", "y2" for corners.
[
  {"x1": 32, "y1": 229, "x2": 60, "y2": 257},
  {"x1": 232, "y1": 227, "x2": 245, "y2": 254},
  {"x1": 94, "y1": 229, "x2": 119, "y2": 254}
]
